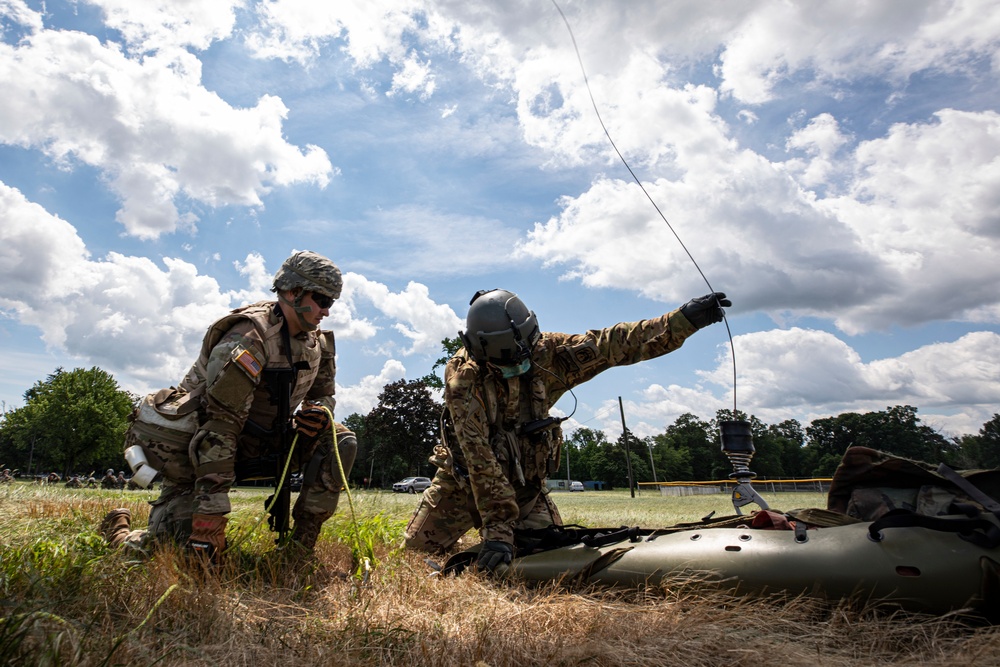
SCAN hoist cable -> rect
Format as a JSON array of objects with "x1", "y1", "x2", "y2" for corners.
[{"x1": 550, "y1": 0, "x2": 738, "y2": 413}]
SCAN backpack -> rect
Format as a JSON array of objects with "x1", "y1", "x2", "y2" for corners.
[{"x1": 124, "y1": 387, "x2": 202, "y2": 486}]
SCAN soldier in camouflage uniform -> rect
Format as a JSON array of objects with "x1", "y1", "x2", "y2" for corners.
[
  {"x1": 404, "y1": 289, "x2": 731, "y2": 572},
  {"x1": 101, "y1": 250, "x2": 358, "y2": 559},
  {"x1": 101, "y1": 468, "x2": 118, "y2": 489}
]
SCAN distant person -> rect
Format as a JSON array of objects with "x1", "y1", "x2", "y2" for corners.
[
  {"x1": 404, "y1": 289, "x2": 730, "y2": 573},
  {"x1": 0, "y1": 469, "x2": 12, "y2": 484},
  {"x1": 101, "y1": 468, "x2": 118, "y2": 489},
  {"x1": 101, "y1": 251, "x2": 358, "y2": 560},
  {"x1": 65, "y1": 475, "x2": 83, "y2": 488}
]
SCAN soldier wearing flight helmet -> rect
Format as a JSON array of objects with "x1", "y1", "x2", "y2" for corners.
[
  {"x1": 404, "y1": 288, "x2": 730, "y2": 573},
  {"x1": 102, "y1": 251, "x2": 358, "y2": 559}
]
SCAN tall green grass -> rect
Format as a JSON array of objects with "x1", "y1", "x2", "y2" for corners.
[{"x1": 0, "y1": 481, "x2": 994, "y2": 666}]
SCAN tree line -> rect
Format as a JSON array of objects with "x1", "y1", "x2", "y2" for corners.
[{"x1": 1, "y1": 364, "x2": 998, "y2": 489}]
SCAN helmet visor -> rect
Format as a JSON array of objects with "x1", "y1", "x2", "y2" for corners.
[{"x1": 473, "y1": 327, "x2": 533, "y2": 365}]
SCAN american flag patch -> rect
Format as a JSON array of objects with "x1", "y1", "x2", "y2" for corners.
[{"x1": 234, "y1": 347, "x2": 262, "y2": 378}]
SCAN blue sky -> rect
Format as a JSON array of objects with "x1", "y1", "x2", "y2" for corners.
[{"x1": 1, "y1": 0, "x2": 998, "y2": 440}]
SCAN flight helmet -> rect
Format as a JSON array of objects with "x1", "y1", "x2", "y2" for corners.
[{"x1": 460, "y1": 289, "x2": 540, "y2": 376}]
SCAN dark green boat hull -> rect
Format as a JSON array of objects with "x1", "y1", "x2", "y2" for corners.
[{"x1": 509, "y1": 518, "x2": 1000, "y2": 614}]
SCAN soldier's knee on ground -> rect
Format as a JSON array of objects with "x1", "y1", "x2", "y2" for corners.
[
  {"x1": 147, "y1": 486, "x2": 196, "y2": 545},
  {"x1": 515, "y1": 489, "x2": 563, "y2": 531}
]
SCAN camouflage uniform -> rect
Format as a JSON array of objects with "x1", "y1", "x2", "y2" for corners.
[
  {"x1": 404, "y1": 307, "x2": 699, "y2": 552},
  {"x1": 120, "y1": 300, "x2": 357, "y2": 552}
]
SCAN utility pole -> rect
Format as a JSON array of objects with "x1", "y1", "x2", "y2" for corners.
[
  {"x1": 618, "y1": 396, "x2": 635, "y2": 498},
  {"x1": 647, "y1": 440, "x2": 658, "y2": 484},
  {"x1": 565, "y1": 441, "x2": 571, "y2": 485},
  {"x1": 28, "y1": 435, "x2": 36, "y2": 477}
]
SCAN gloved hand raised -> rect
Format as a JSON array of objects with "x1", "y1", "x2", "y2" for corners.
[
  {"x1": 476, "y1": 540, "x2": 514, "y2": 573},
  {"x1": 680, "y1": 292, "x2": 731, "y2": 329},
  {"x1": 294, "y1": 406, "x2": 330, "y2": 438}
]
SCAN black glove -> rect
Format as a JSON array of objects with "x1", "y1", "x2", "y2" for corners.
[
  {"x1": 680, "y1": 292, "x2": 731, "y2": 329},
  {"x1": 294, "y1": 406, "x2": 330, "y2": 438},
  {"x1": 476, "y1": 540, "x2": 514, "y2": 573}
]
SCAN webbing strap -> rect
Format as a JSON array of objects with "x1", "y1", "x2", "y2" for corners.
[
  {"x1": 868, "y1": 508, "x2": 1000, "y2": 549},
  {"x1": 514, "y1": 524, "x2": 645, "y2": 554},
  {"x1": 936, "y1": 463, "x2": 1000, "y2": 515}
]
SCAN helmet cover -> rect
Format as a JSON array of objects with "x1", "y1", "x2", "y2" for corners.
[{"x1": 271, "y1": 250, "x2": 343, "y2": 300}]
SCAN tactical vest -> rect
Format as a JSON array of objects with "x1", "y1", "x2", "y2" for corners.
[
  {"x1": 442, "y1": 368, "x2": 561, "y2": 489},
  {"x1": 182, "y1": 301, "x2": 323, "y2": 429}
]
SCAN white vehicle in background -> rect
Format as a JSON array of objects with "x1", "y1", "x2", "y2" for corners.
[
  {"x1": 393, "y1": 476, "x2": 432, "y2": 494},
  {"x1": 570, "y1": 481, "x2": 585, "y2": 492}
]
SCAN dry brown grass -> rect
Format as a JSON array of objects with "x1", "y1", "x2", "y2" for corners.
[{"x1": 2, "y1": 483, "x2": 998, "y2": 666}]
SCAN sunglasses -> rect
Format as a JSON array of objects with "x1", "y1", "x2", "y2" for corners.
[{"x1": 310, "y1": 292, "x2": 335, "y2": 309}]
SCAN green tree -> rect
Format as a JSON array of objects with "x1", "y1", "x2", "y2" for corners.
[
  {"x1": 342, "y1": 412, "x2": 370, "y2": 486},
  {"x1": 803, "y1": 405, "x2": 951, "y2": 475},
  {"x1": 664, "y1": 413, "x2": 723, "y2": 480},
  {"x1": 952, "y1": 414, "x2": 1000, "y2": 468},
  {"x1": 803, "y1": 411, "x2": 866, "y2": 475},
  {"x1": 648, "y1": 431, "x2": 693, "y2": 481},
  {"x1": 565, "y1": 427, "x2": 611, "y2": 483},
  {"x1": 584, "y1": 429, "x2": 650, "y2": 489},
  {"x1": 764, "y1": 419, "x2": 807, "y2": 478},
  {"x1": 420, "y1": 336, "x2": 464, "y2": 389},
  {"x1": 0, "y1": 367, "x2": 135, "y2": 476},
  {"x1": 364, "y1": 379, "x2": 442, "y2": 486}
]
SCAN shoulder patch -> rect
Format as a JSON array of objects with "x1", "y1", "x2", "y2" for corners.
[{"x1": 232, "y1": 346, "x2": 262, "y2": 379}]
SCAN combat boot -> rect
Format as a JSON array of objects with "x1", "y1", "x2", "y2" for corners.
[
  {"x1": 186, "y1": 513, "x2": 228, "y2": 564},
  {"x1": 100, "y1": 508, "x2": 132, "y2": 548}
]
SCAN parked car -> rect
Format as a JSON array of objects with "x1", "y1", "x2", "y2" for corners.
[
  {"x1": 393, "y1": 476, "x2": 432, "y2": 494},
  {"x1": 570, "y1": 481, "x2": 585, "y2": 492}
]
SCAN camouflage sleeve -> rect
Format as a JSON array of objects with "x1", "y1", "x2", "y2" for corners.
[
  {"x1": 200, "y1": 321, "x2": 267, "y2": 436},
  {"x1": 304, "y1": 329, "x2": 336, "y2": 414},
  {"x1": 445, "y1": 358, "x2": 520, "y2": 543},
  {"x1": 545, "y1": 307, "x2": 698, "y2": 390},
  {"x1": 188, "y1": 321, "x2": 268, "y2": 508}
]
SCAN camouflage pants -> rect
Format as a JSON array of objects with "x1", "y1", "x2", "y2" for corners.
[
  {"x1": 403, "y1": 464, "x2": 562, "y2": 553},
  {"x1": 124, "y1": 422, "x2": 357, "y2": 550}
]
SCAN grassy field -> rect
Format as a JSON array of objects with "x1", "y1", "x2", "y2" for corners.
[{"x1": 1, "y1": 481, "x2": 997, "y2": 666}]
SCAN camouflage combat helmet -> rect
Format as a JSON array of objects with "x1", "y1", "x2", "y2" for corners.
[
  {"x1": 272, "y1": 250, "x2": 343, "y2": 299},
  {"x1": 272, "y1": 250, "x2": 342, "y2": 332},
  {"x1": 460, "y1": 289, "x2": 540, "y2": 377}
]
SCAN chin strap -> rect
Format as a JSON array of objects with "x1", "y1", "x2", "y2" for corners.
[{"x1": 277, "y1": 291, "x2": 318, "y2": 332}]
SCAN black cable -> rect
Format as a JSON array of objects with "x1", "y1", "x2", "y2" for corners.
[{"x1": 550, "y1": 0, "x2": 738, "y2": 413}]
